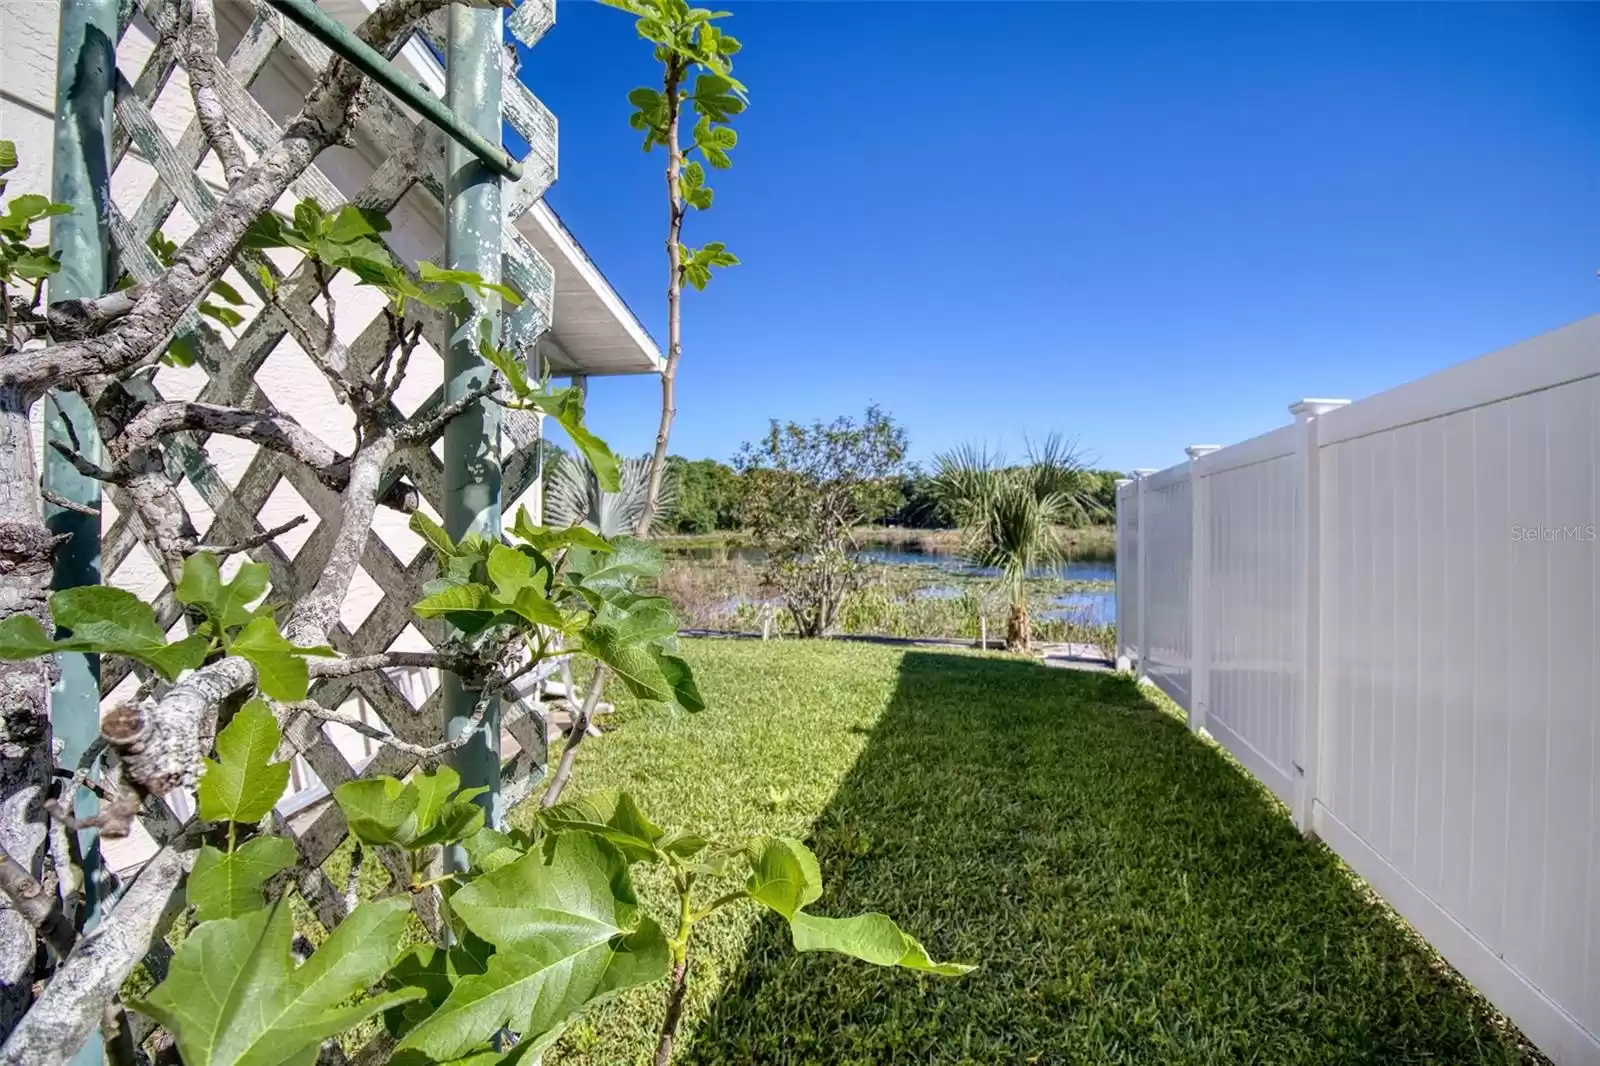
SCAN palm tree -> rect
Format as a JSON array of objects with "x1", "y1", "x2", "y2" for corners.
[
  {"x1": 545, "y1": 453, "x2": 677, "y2": 538},
  {"x1": 930, "y1": 436, "x2": 1100, "y2": 652}
]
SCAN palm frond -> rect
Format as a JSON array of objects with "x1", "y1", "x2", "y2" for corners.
[
  {"x1": 545, "y1": 453, "x2": 676, "y2": 537},
  {"x1": 928, "y1": 443, "x2": 1004, "y2": 526},
  {"x1": 970, "y1": 478, "x2": 1068, "y2": 594},
  {"x1": 931, "y1": 439, "x2": 1083, "y2": 604},
  {"x1": 1023, "y1": 433, "x2": 1101, "y2": 526}
]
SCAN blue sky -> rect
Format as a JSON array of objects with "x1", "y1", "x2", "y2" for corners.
[{"x1": 521, "y1": 2, "x2": 1599, "y2": 473}]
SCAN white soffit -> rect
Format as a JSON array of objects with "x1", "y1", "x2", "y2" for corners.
[{"x1": 321, "y1": 0, "x2": 664, "y2": 376}]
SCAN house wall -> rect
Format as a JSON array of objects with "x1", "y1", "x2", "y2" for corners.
[
  {"x1": 3, "y1": 0, "x2": 455, "y2": 609},
  {"x1": 0, "y1": 3, "x2": 58, "y2": 198},
  {"x1": 0, "y1": 0, "x2": 555, "y2": 629},
  {"x1": 1, "y1": 1, "x2": 554, "y2": 853}
]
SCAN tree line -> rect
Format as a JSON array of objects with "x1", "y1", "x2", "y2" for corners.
[{"x1": 544, "y1": 429, "x2": 1127, "y2": 536}]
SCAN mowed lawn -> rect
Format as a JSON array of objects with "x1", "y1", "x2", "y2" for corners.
[{"x1": 525, "y1": 640, "x2": 1541, "y2": 1066}]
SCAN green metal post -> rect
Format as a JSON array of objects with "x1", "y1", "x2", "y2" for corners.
[
  {"x1": 441, "y1": 2, "x2": 506, "y2": 865},
  {"x1": 262, "y1": 0, "x2": 523, "y2": 181},
  {"x1": 47, "y1": 1, "x2": 116, "y2": 1062}
]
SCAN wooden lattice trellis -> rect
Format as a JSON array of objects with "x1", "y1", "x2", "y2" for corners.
[{"x1": 94, "y1": 0, "x2": 566, "y2": 982}]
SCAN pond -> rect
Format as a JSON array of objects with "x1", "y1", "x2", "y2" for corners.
[
  {"x1": 1040, "y1": 588, "x2": 1117, "y2": 626},
  {"x1": 856, "y1": 547, "x2": 1116, "y2": 584},
  {"x1": 668, "y1": 543, "x2": 1118, "y2": 625},
  {"x1": 672, "y1": 543, "x2": 1115, "y2": 582}
]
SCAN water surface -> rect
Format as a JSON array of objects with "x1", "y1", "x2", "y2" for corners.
[
  {"x1": 672, "y1": 542, "x2": 1118, "y2": 624},
  {"x1": 675, "y1": 543, "x2": 1115, "y2": 583}
]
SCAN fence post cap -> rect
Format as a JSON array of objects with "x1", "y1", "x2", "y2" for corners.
[
  {"x1": 1185, "y1": 445, "x2": 1221, "y2": 459},
  {"x1": 1288, "y1": 398, "x2": 1351, "y2": 419},
  {"x1": 1132, "y1": 468, "x2": 1158, "y2": 478},
  {"x1": 1114, "y1": 478, "x2": 1134, "y2": 487}
]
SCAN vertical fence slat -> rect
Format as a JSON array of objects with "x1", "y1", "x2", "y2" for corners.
[
  {"x1": 1114, "y1": 478, "x2": 1134, "y2": 671},
  {"x1": 1289, "y1": 400, "x2": 1346, "y2": 833},
  {"x1": 1186, "y1": 446, "x2": 1219, "y2": 733},
  {"x1": 1132, "y1": 469, "x2": 1155, "y2": 677}
]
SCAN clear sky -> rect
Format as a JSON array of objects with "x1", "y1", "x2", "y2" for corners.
[{"x1": 521, "y1": 1, "x2": 1600, "y2": 473}]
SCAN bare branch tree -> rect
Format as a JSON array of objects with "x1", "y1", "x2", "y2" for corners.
[{"x1": 182, "y1": 0, "x2": 249, "y2": 187}]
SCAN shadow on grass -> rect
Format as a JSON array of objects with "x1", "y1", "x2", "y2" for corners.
[{"x1": 678, "y1": 652, "x2": 1538, "y2": 1066}]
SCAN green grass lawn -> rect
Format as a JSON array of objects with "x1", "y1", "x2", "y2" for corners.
[{"x1": 522, "y1": 640, "x2": 1541, "y2": 1066}]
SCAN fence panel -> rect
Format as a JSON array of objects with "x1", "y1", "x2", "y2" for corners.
[
  {"x1": 1315, "y1": 319, "x2": 1600, "y2": 1065},
  {"x1": 1142, "y1": 464, "x2": 1192, "y2": 707},
  {"x1": 1199, "y1": 428, "x2": 1302, "y2": 805},
  {"x1": 1116, "y1": 479, "x2": 1140, "y2": 667},
  {"x1": 1115, "y1": 314, "x2": 1600, "y2": 1065}
]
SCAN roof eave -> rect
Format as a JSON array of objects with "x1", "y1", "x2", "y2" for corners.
[{"x1": 319, "y1": 0, "x2": 663, "y2": 378}]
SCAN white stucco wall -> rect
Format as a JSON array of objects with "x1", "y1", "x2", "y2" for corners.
[{"x1": 0, "y1": 0, "x2": 61, "y2": 199}]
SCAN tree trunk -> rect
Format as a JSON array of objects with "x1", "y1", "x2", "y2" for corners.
[
  {"x1": 636, "y1": 58, "x2": 686, "y2": 539},
  {"x1": 0, "y1": 385, "x2": 61, "y2": 1037},
  {"x1": 652, "y1": 960, "x2": 688, "y2": 1066},
  {"x1": 539, "y1": 665, "x2": 608, "y2": 810},
  {"x1": 1005, "y1": 600, "x2": 1031, "y2": 653}
]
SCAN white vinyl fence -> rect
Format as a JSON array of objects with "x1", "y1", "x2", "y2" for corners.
[{"x1": 1115, "y1": 315, "x2": 1600, "y2": 1066}]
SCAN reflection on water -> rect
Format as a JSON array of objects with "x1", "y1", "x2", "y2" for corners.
[
  {"x1": 855, "y1": 547, "x2": 1115, "y2": 583},
  {"x1": 1042, "y1": 589, "x2": 1116, "y2": 625}
]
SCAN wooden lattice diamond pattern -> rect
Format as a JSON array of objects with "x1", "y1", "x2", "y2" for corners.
[{"x1": 95, "y1": 0, "x2": 564, "y2": 978}]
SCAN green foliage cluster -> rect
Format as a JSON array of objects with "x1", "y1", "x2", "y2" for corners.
[
  {"x1": 930, "y1": 437, "x2": 1106, "y2": 650},
  {"x1": 662, "y1": 456, "x2": 741, "y2": 534},
  {"x1": 128, "y1": 706, "x2": 426, "y2": 1066},
  {"x1": 0, "y1": 177, "x2": 647, "y2": 700},
  {"x1": 245, "y1": 197, "x2": 520, "y2": 315},
  {"x1": 118, "y1": 701, "x2": 968, "y2": 1065},
  {"x1": 657, "y1": 462, "x2": 1125, "y2": 537},
  {"x1": 633, "y1": 453, "x2": 1121, "y2": 539},
  {"x1": 597, "y1": 0, "x2": 748, "y2": 539},
  {"x1": 0, "y1": 140, "x2": 67, "y2": 311},
  {"x1": 607, "y1": 0, "x2": 747, "y2": 292},
  {"x1": 0, "y1": 554, "x2": 331, "y2": 699},
  {"x1": 0, "y1": 167, "x2": 972, "y2": 1060},
  {"x1": 886, "y1": 472, "x2": 948, "y2": 529},
  {"x1": 889, "y1": 466, "x2": 1123, "y2": 531},
  {"x1": 734, "y1": 405, "x2": 909, "y2": 636},
  {"x1": 1084, "y1": 468, "x2": 1127, "y2": 520},
  {"x1": 410, "y1": 508, "x2": 702, "y2": 712}
]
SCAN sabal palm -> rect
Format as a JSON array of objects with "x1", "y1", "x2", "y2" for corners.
[
  {"x1": 545, "y1": 453, "x2": 676, "y2": 538},
  {"x1": 930, "y1": 436, "x2": 1098, "y2": 651}
]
